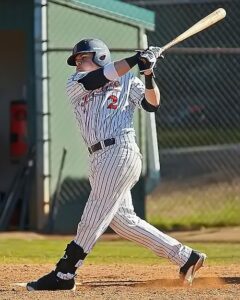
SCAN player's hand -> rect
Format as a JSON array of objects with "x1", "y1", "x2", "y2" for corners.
[
  {"x1": 137, "y1": 49, "x2": 157, "y2": 75},
  {"x1": 148, "y1": 46, "x2": 164, "y2": 59}
]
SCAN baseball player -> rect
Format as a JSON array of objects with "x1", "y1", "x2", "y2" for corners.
[{"x1": 27, "y1": 38, "x2": 206, "y2": 291}]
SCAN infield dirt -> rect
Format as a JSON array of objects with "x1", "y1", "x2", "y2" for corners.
[
  {"x1": 0, "y1": 228, "x2": 240, "y2": 300},
  {"x1": 1, "y1": 263, "x2": 240, "y2": 300}
]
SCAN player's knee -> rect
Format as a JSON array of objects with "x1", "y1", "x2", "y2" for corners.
[{"x1": 110, "y1": 214, "x2": 140, "y2": 230}]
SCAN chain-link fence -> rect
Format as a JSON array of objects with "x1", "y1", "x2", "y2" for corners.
[
  {"x1": 46, "y1": 0, "x2": 240, "y2": 231},
  {"x1": 123, "y1": 0, "x2": 240, "y2": 229},
  {"x1": 45, "y1": 0, "x2": 153, "y2": 232}
]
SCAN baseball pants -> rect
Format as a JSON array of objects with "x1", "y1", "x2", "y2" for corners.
[{"x1": 74, "y1": 135, "x2": 192, "y2": 267}]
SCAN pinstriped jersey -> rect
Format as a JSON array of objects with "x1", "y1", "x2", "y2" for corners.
[{"x1": 66, "y1": 71, "x2": 145, "y2": 146}]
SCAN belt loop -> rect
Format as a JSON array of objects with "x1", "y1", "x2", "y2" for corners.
[{"x1": 100, "y1": 140, "x2": 105, "y2": 149}]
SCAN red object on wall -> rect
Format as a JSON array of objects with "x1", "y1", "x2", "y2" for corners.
[{"x1": 10, "y1": 100, "x2": 28, "y2": 161}]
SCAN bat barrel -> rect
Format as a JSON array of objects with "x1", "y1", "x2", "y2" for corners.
[{"x1": 161, "y1": 8, "x2": 226, "y2": 53}]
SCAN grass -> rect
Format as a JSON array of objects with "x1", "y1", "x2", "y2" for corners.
[
  {"x1": 0, "y1": 237, "x2": 240, "y2": 265},
  {"x1": 146, "y1": 179, "x2": 240, "y2": 231}
]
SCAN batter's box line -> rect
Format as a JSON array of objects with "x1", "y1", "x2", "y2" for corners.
[
  {"x1": 12, "y1": 281, "x2": 141, "y2": 288},
  {"x1": 12, "y1": 282, "x2": 85, "y2": 288}
]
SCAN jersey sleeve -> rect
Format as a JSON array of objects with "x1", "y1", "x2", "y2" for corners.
[
  {"x1": 66, "y1": 72, "x2": 90, "y2": 104},
  {"x1": 129, "y1": 76, "x2": 145, "y2": 109}
]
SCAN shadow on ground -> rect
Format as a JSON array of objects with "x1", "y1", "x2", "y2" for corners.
[{"x1": 81, "y1": 276, "x2": 240, "y2": 288}]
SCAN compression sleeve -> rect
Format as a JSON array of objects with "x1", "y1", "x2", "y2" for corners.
[
  {"x1": 141, "y1": 97, "x2": 159, "y2": 112},
  {"x1": 78, "y1": 68, "x2": 110, "y2": 90},
  {"x1": 125, "y1": 53, "x2": 140, "y2": 68}
]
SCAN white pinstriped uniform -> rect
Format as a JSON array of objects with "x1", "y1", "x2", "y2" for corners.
[
  {"x1": 66, "y1": 71, "x2": 192, "y2": 268},
  {"x1": 67, "y1": 71, "x2": 143, "y2": 146}
]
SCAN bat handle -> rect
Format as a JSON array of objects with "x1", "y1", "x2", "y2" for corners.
[{"x1": 157, "y1": 49, "x2": 165, "y2": 59}]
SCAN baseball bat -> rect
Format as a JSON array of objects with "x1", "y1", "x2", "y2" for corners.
[{"x1": 161, "y1": 8, "x2": 226, "y2": 53}]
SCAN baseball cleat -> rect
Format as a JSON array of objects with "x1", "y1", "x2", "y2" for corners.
[
  {"x1": 26, "y1": 271, "x2": 76, "y2": 291},
  {"x1": 179, "y1": 251, "x2": 207, "y2": 286}
]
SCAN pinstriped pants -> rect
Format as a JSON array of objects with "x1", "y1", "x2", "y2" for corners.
[{"x1": 74, "y1": 135, "x2": 192, "y2": 267}]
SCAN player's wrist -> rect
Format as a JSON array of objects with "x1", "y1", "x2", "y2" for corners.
[
  {"x1": 145, "y1": 73, "x2": 156, "y2": 90},
  {"x1": 143, "y1": 70, "x2": 153, "y2": 76}
]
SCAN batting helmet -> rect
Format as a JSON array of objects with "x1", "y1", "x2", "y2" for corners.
[{"x1": 67, "y1": 38, "x2": 111, "y2": 67}]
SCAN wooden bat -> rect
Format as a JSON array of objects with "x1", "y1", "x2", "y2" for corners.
[{"x1": 161, "y1": 8, "x2": 226, "y2": 53}]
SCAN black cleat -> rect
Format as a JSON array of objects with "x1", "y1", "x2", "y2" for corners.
[
  {"x1": 179, "y1": 251, "x2": 207, "y2": 285},
  {"x1": 26, "y1": 271, "x2": 76, "y2": 291}
]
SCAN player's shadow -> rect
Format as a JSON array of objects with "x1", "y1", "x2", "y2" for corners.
[
  {"x1": 215, "y1": 277, "x2": 240, "y2": 284},
  {"x1": 80, "y1": 277, "x2": 240, "y2": 288}
]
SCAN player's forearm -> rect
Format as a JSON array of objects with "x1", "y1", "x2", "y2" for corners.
[
  {"x1": 144, "y1": 74, "x2": 160, "y2": 107},
  {"x1": 113, "y1": 60, "x2": 132, "y2": 77},
  {"x1": 103, "y1": 54, "x2": 139, "y2": 81}
]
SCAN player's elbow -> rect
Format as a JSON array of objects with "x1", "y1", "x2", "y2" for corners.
[{"x1": 141, "y1": 97, "x2": 160, "y2": 112}]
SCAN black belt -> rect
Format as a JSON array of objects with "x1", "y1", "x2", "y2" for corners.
[{"x1": 88, "y1": 138, "x2": 115, "y2": 154}]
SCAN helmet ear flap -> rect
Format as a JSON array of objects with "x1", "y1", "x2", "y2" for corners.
[
  {"x1": 99, "y1": 55, "x2": 106, "y2": 61},
  {"x1": 92, "y1": 48, "x2": 111, "y2": 67}
]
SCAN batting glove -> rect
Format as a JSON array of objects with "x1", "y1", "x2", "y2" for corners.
[
  {"x1": 148, "y1": 46, "x2": 164, "y2": 59},
  {"x1": 137, "y1": 49, "x2": 157, "y2": 74}
]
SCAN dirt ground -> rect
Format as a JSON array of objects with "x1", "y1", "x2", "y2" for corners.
[{"x1": 0, "y1": 228, "x2": 240, "y2": 300}]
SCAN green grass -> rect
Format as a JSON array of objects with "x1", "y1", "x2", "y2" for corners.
[
  {"x1": 146, "y1": 180, "x2": 240, "y2": 231},
  {"x1": 148, "y1": 204, "x2": 240, "y2": 231},
  {"x1": 0, "y1": 237, "x2": 239, "y2": 265}
]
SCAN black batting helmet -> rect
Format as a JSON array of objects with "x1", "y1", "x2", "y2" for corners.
[{"x1": 67, "y1": 38, "x2": 111, "y2": 67}]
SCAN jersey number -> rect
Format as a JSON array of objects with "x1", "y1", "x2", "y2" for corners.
[{"x1": 107, "y1": 95, "x2": 118, "y2": 110}]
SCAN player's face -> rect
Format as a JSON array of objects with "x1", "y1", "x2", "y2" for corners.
[{"x1": 75, "y1": 53, "x2": 99, "y2": 72}]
